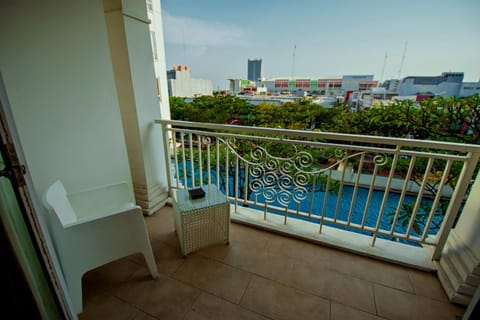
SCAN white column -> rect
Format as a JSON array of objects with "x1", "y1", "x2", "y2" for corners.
[
  {"x1": 436, "y1": 170, "x2": 480, "y2": 306},
  {"x1": 104, "y1": 0, "x2": 169, "y2": 215}
]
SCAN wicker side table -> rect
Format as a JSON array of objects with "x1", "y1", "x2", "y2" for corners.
[{"x1": 172, "y1": 184, "x2": 230, "y2": 256}]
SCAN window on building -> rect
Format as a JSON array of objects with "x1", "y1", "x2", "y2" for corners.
[
  {"x1": 295, "y1": 79, "x2": 310, "y2": 88},
  {"x1": 275, "y1": 80, "x2": 289, "y2": 88},
  {"x1": 150, "y1": 31, "x2": 158, "y2": 60}
]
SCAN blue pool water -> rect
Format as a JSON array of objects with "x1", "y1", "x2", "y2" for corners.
[
  {"x1": 176, "y1": 165, "x2": 443, "y2": 246},
  {"x1": 251, "y1": 185, "x2": 439, "y2": 242}
]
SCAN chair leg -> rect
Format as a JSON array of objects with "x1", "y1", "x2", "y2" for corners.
[
  {"x1": 65, "y1": 272, "x2": 84, "y2": 315},
  {"x1": 139, "y1": 232, "x2": 158, "y2": 278},
  {"x1": 142, "y1": 248, "x2": 158, "y2": 279}
]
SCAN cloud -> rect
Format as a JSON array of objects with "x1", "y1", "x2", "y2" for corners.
[{"x1": 162, "y1": 11, "x2": 251, "y2": 47}]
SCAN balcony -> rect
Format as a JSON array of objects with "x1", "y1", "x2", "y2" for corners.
[
  {"x1": 155, "y1": 120, "x2": 480, "y2": 269},
  {"x1": 79, "y1": 205, "x2": 465, "y2": 320}
]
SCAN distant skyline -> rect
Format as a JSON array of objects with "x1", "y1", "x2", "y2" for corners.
[{"x1": 161, "y1": 0, "x2": 480, "y2": 90}]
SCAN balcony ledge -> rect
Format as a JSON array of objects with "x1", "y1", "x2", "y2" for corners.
[{"x1": 231, "y1": 205, "x2": 436, "y2": 272}]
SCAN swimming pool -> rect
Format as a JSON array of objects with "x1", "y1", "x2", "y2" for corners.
[
  {"x1": 250, "y1": 185, "x2": 440, "y2": 245},
  {"x1": 175, "y1": 164, "x2": 444, "y2": 246}
]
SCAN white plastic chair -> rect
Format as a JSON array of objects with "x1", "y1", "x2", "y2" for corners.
[{"x1": 44, "y1": 180, "x2": 158, "y2": 314}]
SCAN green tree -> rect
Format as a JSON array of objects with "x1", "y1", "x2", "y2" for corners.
[{"x1": 404, "y1": 94, "x2": 480, "y2": 144}]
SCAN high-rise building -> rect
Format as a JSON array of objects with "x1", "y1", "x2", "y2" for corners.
[
  {"x1": 167, "y1": 65, "x2": 213, "y2": 97},
  {"x1": 247, "y1": 59, "x2": 262, "y2": 82}
]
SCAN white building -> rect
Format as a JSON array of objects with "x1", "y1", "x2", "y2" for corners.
[
  {"x1": 258, "y1": 77, "x2": 343, "y2": 95},
  {"x1": 397, "y1": 72, "x2": 464, "y2": 97},
  {"x1": 258, "y1": 75, "x2": 377, "y2": 96},
  {"x1": 167, "y1": 65, "x2": 213, "y2": 97},
  {"x1": 228, "y1": 78, "x2": 255, "y2": 93},
  {"x1": 381, "y1": 79, "x2": 400, "y2": 92},
  {"x1": 459, "y1": 82, "x2": 480, "y2": 97},
  {"x1": 341, "y1": 75, "x2": 377, "y2": 92}
]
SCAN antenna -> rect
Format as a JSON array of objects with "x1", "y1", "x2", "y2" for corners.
[
  {"x1": 397, "y1": 41, "x2": 407, "y2": 79},
  {"x1": 380, "y1": 52, "x2": 388, "y2": 83},
  {"x1": 291, "y1": 44, "x2": 296, "y2": 79}
]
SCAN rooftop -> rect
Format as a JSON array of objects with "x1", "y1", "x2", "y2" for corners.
[{"x1": 79, "y1": 206, "x2": 464, "y2": 320}]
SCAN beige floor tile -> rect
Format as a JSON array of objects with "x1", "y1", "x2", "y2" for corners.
[
  {"x1": 113, "y1": 270, "x2": 200, "y2": 320},
  {"x1": 330, "y1": 272, "x2": 376, "y2": 314},
  {"x1": 131, "y1": 312, "x2": 158, "y2": 320},
  {"x1": 144, "y1": 207, "x2": 183, "y2": 250},
  {"x1": 197, "y1": 242, "x2": 232, "y2": 261},
  {"x1": 331, "y1": 302, "x2": 385, "y2": 320},
  {"x1": 282, "y1": 260, "x2": 375, "y2": 313},
  {"x1": 185, "y1": 293, "x2": 269, "y2": 320},
  {"x1": 240, "y1": 275, "x2": 330, "y2": 320},
  {"x1": 83, "y1": 257, "x2": 146, "y2": 294},
  {"x1": 416, "y1": 297, "x2": 465, "y2": 320},
  {"x1": 229, "y1": 223, "x2": 274, "y2": 250},
  {"x1": 374, "y1": 284, "x2": 464, "y2": 320},
  {"x1": 331, "y1": 251, "x2": 414, "y2": 292},
  {"x1": 265, "y1": 234, "x2": 334, "y2": 269},
  {"x1": 281, "y1": 260, "x2": 332, "y2": 299},
  {"x1": 374, "y1": 283, "x2": 421, "y2": 320},
  {"x1": 79, "y1": 291, "x2": 153, "y2": 320},
  {"x1": 153, "y1": 241, "x2": 185, "y2": 274},
  {"x1": 129, "y1": 240, "x2": 185, "y2": 275},
  {"x1": 173, "y1": 254, "x2": 251, "y2": 304},
  {"x1": 158, "y1": 230, "x2": 183, "y2": 249},
  {"x1": 222, "y1": 243, "x2": 295, "y2": 283},
  {"x1": 144, "y1": 206, "x2": 175, "y2": 239},
  {"x1": 407, "y1": 269, "x2": 449, "y2": 302}
]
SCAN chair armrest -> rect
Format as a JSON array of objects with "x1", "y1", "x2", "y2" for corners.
[
  {"x1": 62, "y1": 204, "x2": 141, "y2": 228},
  {"x1": 67, "y1": 182, "x2": 136, "y2": 221}
]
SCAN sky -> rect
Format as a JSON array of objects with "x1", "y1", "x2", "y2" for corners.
[{"x1": 161, "y1": 0, "x2": 480, "y2": 90}]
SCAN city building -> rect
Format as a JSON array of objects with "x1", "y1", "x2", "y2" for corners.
[
  {"x1": 259, "y1": 77, "x2": 342, "y2": 95},
  {"x1": 341, "y1": 75, "x2": 377, "y2": 92},
  {"x1": 247, "y1": 59, "x2": 262, "y2": 82},
  {"x1": 381, "y1": 73, "x2": 480, "y2": 99},
  {"x1": 259, "y1": 75, "x2": 377, "y2": 96},
  {"x1": 381, "y1": 79, "x2": 401, "y2": 92},
  {"x1": 166, "y1": 65, "x2": 213, "y2": 97},
  {"x1": 459, "y1": 82, "x2": 480, "y2": 97},
  {"x1": 228, "y1": 78, "x2": 256, "y2": 93},
  {"x1": 397, "y1": 72, "x2": 464, "y2": 97}
]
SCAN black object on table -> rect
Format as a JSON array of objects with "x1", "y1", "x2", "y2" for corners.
[{"x1": 188, "y1": 187, "x2": 206, "y2": 200}]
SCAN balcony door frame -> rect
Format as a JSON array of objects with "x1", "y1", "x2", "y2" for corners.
[{"x1": 0, "y1": 72, "x2": 74, "y2": 319}]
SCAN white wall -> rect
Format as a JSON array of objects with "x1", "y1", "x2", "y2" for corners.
[
  {"x1": 398, "y1": 78, "x2": 461, "y2": 97},
  {"x1": 149, "y1": 0, "x2": 171, "y2": 120},
  {"x1": 453, "y1": 171, "x2": 480, "y2": 258},
  {"x1": 0, "y1": 0, "x2": 132, "y2": 196},
  {"x1": 123, "y1": 4, "x2": 168, "y2": 192},
  {"x1": 459, "y1": 82, "x2": 480, "y2": 98}
]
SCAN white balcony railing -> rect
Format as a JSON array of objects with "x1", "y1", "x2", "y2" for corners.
[{"x1": 156, "y1": 120, "x2": 480, "y2": 261}]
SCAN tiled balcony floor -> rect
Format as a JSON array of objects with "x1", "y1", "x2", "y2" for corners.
[{"x1": 79, "y1": 206, "x2": 465, "y2": 320}]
